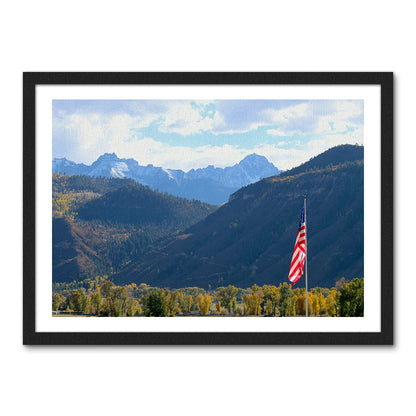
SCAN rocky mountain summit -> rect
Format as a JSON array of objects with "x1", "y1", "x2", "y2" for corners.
[{"x1": 53, "y1": 153, "x2": 281, "y2": 204}]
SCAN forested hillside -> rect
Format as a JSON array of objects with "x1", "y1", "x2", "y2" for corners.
[
  {"x1": 52, "y1": 174, "x2": 216, "y2": 282},
  {"x1": 77, "y1": 182, "x2": 215, "y2": 226},
  {"x1": 112, "y1": 148, "x2": 363, "y2": 289}
]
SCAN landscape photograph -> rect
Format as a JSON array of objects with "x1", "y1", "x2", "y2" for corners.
[{"x1": 51, "y1": 99, "x2": 364, "y2": 318}]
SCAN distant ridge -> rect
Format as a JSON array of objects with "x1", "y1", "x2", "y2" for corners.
[
  {"x1": 53, "y1": 153, "x2": 281, "y2": 205},
  {"x1": 77, "y1": 181, "x2": 216, "y2": 226},
  {"x1": 280, "y1": 144, "x2": 363, "y2": 177}
]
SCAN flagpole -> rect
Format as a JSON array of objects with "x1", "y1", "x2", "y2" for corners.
[{"x1": 304, "y1": 195, "x2": 308, "y2": 318}]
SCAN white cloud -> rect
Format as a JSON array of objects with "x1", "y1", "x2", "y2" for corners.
[
  {"x1": 264, "y1": 100, "x2": 363, "y2": 137},
  {"x1": 266, "y1": 128, "x2": 287, "y2": 136},
  {"x1": 212, "y1": 120, "x2": 270, "y2": 135},
  {"x1": 53, "y1": 111, "x2": 162, "y2": 163},
  {"x1": 315, "y1": 101, "x2": 363, "y2": 134},
  {"x1": 268, "y1": 103, "x2": 310, "y2": 124},
  {"x1": 158, "y1": 101, "x2": 225, "y2": 136}
]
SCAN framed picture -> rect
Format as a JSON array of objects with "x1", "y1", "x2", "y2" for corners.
[{"x1": 23, "y1": 72, "x2": 393, "y2": 345}]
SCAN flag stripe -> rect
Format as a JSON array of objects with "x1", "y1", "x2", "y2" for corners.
[{"x1": 288, "y1": 204, "x2": 307, "y2": 286}]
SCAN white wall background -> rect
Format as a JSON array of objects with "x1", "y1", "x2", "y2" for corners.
[{"x1": 0, "y1": 1, "x2": 412, "y2": 415}]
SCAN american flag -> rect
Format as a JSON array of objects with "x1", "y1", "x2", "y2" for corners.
[{"x1": 288, "y1": 202, "x2": 307, "y2": 286}]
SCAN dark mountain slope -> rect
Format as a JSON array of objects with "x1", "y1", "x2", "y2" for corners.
[
  {"x1": 53, "y1": 217, "x2": 105, "y2": 283},
  {"x1": 280, "y1": 144, "x2": 363, "y2": 177},
  {"x1": 112, "y1": 155, "x2": 363, "y2": 289},
  {"x1": 77, "y1": 182, "x2": 216, "y2": 227}
]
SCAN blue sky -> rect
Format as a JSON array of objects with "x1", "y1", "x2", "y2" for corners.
[{"x1": 53, "y1": 99, "x2": 364, "y2": 171}]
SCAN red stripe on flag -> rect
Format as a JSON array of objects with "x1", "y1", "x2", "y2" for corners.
[{"x1": 288, "y1": 205, "x2": 307, "y2": 286}]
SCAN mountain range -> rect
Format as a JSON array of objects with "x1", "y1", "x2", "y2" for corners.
[
  {"x1": 53, "y1": 153, "x2": 280, "y2": 205},
  {"x1": 52, "y1": 144, "x2": 364, "y2": 288},
  {"x1": 111, "y1": 145, "x2": 364, "y2": 289}
]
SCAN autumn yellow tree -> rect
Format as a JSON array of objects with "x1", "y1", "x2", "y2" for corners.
[
  {"x1": 215, "y1": 285, "x2": 238, "y2": 313},
  {"x1": 52, "y1": 293, "x2": 64, "y2": 311},
  {"x1": 296, "y1": 293, "x2": 306, "y2": 316},
  {"x1": 163, "y1": 290, "x2": 179, "y2": 316},
  {"x1": 325, "y1": 289, "x2": 339, "y2": 316},
  {"x1": 99, "y1": 281, "x2": 129, "y2": 317},
  {"x1": 307, "y1": 292, "x2": 313, "y2": 316},
  {"x1": 289, "y1": 295, "x2": 297, "y2": 316},
  {"x1": 243, "y1": 285, "x2": 264, "y2": 316},
  {"x1": 67, "y1": 291, "x2": 89, "y2": 313},
  {"x1": 176, "y1": 291, "x2": 185, "y2": 313},
  {"x1": 184, "y1": 295, "x2": 194, "y2": 313},
  {"x1": 278, "y1": 283, "x2": 293, "y2": 316},
  {"x1": 317, "y1": 293, "x2": 325, "y2": 316},
  {"x1": 265, "y1": 299, "x2": 274, "y2": 315},
  {"x1": 125, "y1": 297, "x2": 139, "y2": 316},
  {"x1": 215, "y1": 301, "x2": 222, "y2": 315},
  {"x1": 90, "y1": 292, "x2": 102, "y2": 315},
  {"x1": 262, "y1": 285, "x2": 280, "y2": 315},
  {"x1": 312, "y1": 293, "x2": 320, "y2": 316},
  {"x1": 197, "y1": 294, "x2": 212, "y2": 315}
]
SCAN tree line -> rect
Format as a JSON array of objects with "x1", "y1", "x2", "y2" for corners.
[{"x1": 52, "y1": 277, "x2": 364, "y2": 317}]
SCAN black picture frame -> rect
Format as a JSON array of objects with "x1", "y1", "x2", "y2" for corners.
[{"x1": 23, "y1": 72, "x2": 393, "y2": 345}]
